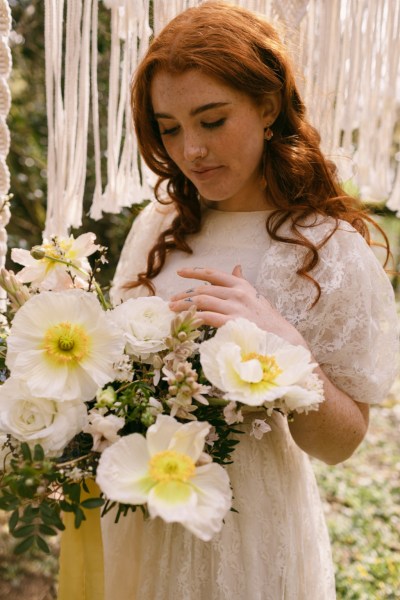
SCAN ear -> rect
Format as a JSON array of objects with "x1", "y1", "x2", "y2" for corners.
[{"x1": 261, "y1": 91, "x2": 281, "y2": 127}]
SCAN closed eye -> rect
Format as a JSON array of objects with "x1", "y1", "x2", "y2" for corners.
[
  {"x1": 160, "y1": 125, "x2": 180, "y2": 136},
  {"x1": 202, "y1": 118, "x2": 226, "y2": 129}
]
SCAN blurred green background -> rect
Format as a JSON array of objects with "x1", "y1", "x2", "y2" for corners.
[{"x1": 1, "y1": 2, "x2": 399, "y2": 599}]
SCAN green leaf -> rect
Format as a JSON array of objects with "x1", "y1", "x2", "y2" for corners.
[
  {"x1": 35, "y1": 536, "x2": 50, "y2": 553},
  {"x1": 20, "y1": 442, "x2": 32, "y2": 462},
  {"x1": 14, "y1": 535, "x2": 35, "y2": 554},
  {"x1": 74, "y1": 507, "x2": 86, "y2": 528},
  {"x1": 38, "y1": 524, "x2": 58, "y2": 537},
  {"x1": 80, "y1": 497, "x2": 105, "y2": 510},
  {"x1": 9, "y1": 509, "x2": 19, "y2": 532},
  {"x1": 22, "y1": 505, "x2": 40, "y2": 521},
  {"x1": 33, "y1": 443, "x2": 45, "y2": 461},
  {"x1": 60, "y1": 500, "x2": 74, "y2": 512},
  {"x1": 66, "y1": 482, "x2": 81, "y2": 504},
  {"x1": 13, "y1": 524, "x2": 36, "y2": 538}
]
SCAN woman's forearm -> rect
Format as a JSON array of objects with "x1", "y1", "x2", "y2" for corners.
[{"x1": 288, "y1": 365, "x2": 369, "y2": 465}]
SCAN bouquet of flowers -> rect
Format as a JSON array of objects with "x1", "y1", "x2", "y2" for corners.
[{"x1": 0, "y1": 232, "x2": 324, "y2": 554}]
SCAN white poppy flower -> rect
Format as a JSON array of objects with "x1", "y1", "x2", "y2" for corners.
[
  {"x1": 110, "y1": 297, "x2": 175, "y2": 360},
  {"x1": 200, "y1": 318, "x2": 323, "y2": 409},
  {"x1": 6, "y1": 289, "x2": 126, "y2": 401},
  {"x1": 11, "y1": 232, "x2": 99, "y2": 291},
  {"x1": 0, "y1": 378, "x2": 87, "y2": 456},
  {"x1": 96, "y1": 414, "x2": 232, "y2": 541}
]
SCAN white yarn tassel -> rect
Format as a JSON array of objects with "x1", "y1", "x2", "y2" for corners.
[
  {"x1": 0, "y1": 0, "x2": 11, "y2": 312},
  {"x1": 298, "y1": 0, "x2": 400, "y2": 203},
  {"x1": 44, "y1": 0, "x2": 93, "y2": 237},
  {"x1": 39, "y1": 0, "x2": 399, "y2": 226},
  {"x1": 90, "y1": 0, "x2": 152, "y2": 219}
]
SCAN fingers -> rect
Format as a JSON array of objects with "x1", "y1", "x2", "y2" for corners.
[
  {"x1": 169, "y1": 293, "x2": 232, "y2": 314},
  {"x1": 195, "y1": 311, "x2": 231, "y2": 328},
  {"x1": 170, "y1": 284, "x2": 233, "y2": 302},
  {"x1": 231, "y1": 264, "x2": 244, "y2": 278},
  {"x1": 176, "y1": 266, "x2": 244, "y2": 287}
]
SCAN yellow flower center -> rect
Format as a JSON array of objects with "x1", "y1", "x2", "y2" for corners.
[
  {"x1": 42, "y1": 239, "x2": 75, "y2": 260},
  {"x1": 242, "y1": 352, "x2": 282, "y2": 385},
  {"x1": 43, "y1": 321, "x2": 90, "y2": 365},
  {"x1": 149, "y1": 450, "x2": 196, "y2": 483}
]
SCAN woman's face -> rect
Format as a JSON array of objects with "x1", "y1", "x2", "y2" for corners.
[{"x1": 151, "y1": 70, "x2": 276, "y2": 212}]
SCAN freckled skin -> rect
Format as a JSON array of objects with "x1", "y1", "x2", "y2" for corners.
[{"x1": 151, "y1": 70, "x2": 276, "y2": 212}]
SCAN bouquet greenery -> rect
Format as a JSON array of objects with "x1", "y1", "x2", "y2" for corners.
[{"x1": 0, "y1": 232, "x2": 324, "y2": 553}]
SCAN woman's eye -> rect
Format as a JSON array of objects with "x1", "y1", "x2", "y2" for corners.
[
  {"x1": 202, "y1": 118, "x2": 226, "y2": 130},
  {"x1": 160, "y1": 125, "x2": 180, "y2": 136}
]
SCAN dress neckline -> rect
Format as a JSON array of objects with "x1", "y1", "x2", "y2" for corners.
[{"x1": 203, "y1": 206, "x2": 274, "y2": 216}]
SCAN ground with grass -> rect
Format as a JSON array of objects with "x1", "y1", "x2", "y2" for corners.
[{"x1": 1, "y1": 394, "x2": 399, "y2": 599}]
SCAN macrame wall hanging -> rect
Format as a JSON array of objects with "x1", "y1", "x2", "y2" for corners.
[
  {"x1": 41, "y1": 0, "x2": 400, "y2": 237},
  {"x1": 0, "y1": 0, "x2": 12, "y2": 310}
]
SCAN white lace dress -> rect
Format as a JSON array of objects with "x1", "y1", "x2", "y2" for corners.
[{"x1": 103, "y1": 203, "x2": 398, "y2": 600}]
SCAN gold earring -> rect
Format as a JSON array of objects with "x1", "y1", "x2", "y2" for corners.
[{"x1": 264, "y1": 126, "x2": 273, "y2": 141}]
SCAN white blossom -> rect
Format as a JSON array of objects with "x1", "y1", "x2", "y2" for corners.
[
  {"x1": 250, "y1": 419, "x2": 272, "y2": 440},
  {"x1": 6, "y1": 289, "x2": 125, "y2": 402},
  {"x1": 96, "y1": 414, "x2": 232, "y2": 541},
  {"x1": 200, "y1": 318, "x2": 324, "y2": 412},
  {"x1": 84, "y1": 408, "x2": 125, "y2": 452},
  {"x1": 0, "y1": 378, "x2": 87, "y2": 456},
  {"x1": 110, "y1": 297, "x2": 175, "y2": 360},
  {"x1": 12, "y1": 233, "x2": 100, "y2": 291}
]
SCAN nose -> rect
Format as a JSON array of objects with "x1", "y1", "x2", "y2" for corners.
[{"x1": 183, "y1": 132, "x2": 206, "y2": 162}]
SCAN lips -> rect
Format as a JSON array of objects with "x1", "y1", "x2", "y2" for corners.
[{"x1": 189, "y1": 166, "x2": 223, "y2": 180}]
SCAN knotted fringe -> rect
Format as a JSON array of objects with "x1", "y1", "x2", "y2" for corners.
[{"x1": 41, "y1": 0, "x2": 400, "y2": 236}]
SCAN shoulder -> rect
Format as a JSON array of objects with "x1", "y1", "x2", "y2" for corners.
[
  {"x1": 265, "y1": 213, "x2": 377, "y2": 277},
  {"x1": 110, "y1": 201, "x2": 177, "y2": 304}
]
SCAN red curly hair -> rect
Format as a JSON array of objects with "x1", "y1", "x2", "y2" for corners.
[{"x1": 129, "y1": 0, "x2": 389, "y2": 303}]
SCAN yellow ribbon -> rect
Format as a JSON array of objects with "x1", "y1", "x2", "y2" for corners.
[{"x1": 58, "y1": 479, "x2": 104, "y2": 600}]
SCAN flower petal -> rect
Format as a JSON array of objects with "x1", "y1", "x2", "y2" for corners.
[
  {"x1": 181, "y1": 463, "x2": 232, "y2": 541},
  {"x1": 168, "y1": 420, "x2": 210, "y2": 463},
  {"x1": 147, "y1": 481, "x2": 197, "y2": 522},
  {"x1": 96, "y1": 434, "x2": 151, "y2": 504},
  {"x1": 146, "y1": 415, "x2": 183, "y2": 456}
]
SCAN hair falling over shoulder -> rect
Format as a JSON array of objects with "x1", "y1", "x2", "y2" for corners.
[{"x1": 129, "y1": 0, "x2": 390, "y2": 302}]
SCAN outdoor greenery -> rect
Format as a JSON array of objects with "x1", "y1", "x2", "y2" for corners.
[{"x1": 0, "y1": 2, "x2": 399, "y2": 599}]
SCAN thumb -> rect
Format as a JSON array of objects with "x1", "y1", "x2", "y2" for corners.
[{"x1": 232, "y1": 264, "x2": 244, "y2": 278}]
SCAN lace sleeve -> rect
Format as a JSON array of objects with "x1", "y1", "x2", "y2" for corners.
[
  {"x1": 256, "y1": 219, "x2": 399, "y2": 404},
  {"x1": 110, "y1": 201, "x2": 177, "y2": 305}
]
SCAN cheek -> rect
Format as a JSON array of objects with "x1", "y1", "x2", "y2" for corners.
[{"x1": 161, "y1": 139, "x2": 181, "y2": 164}]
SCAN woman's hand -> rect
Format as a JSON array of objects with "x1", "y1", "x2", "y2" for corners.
[
  {"x1": 170, "y1": 264, "x2": 369, "y2": 465},
  {"x1": 169, "y1": 265, "x2": 305, "y2": 347}
]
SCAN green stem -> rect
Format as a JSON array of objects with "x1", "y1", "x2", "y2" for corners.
[{"x1": 40, "y1": 254, "x2": 110, "y2": 309}]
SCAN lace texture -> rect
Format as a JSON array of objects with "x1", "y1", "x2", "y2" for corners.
[{"x1": 105, "y1": 204, "x2": 398, "y2": 600}]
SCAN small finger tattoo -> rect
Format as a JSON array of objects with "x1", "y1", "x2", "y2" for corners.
[
  {"x1": 185, "y1": 288, "x2": 194, "y2": 293},
  {"x1": 184, "y1": 297, "x2": 193, "y2": 303}
]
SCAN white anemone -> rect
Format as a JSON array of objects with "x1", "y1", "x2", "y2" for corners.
[
  {"x1": 11, "y1": 232, "x2": 99, "y2": 291},
  {"x1": 0, "y1": 377, "x2": 87, "y2": 456},
  {"x1": 6, "y1": 289, "x2": 126, "y2": 401},
  {"x1": 96, "y1": 414, "x2": 232, "y2": 541},
  {"x1": 200, "y1": 318, "x2": 323, "y2": 409},
  {"x1": 110, "y1": 297, "x2": 175, "y2": 360}
]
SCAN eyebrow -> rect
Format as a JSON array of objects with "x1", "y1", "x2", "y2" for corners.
[{"x1": 154, "y1": 102, "x2": 231, "y2": 119}]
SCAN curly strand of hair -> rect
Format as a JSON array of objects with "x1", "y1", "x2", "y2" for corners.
[{"x1": 127, "y1": 175, "x2": 202, "y2": 294}]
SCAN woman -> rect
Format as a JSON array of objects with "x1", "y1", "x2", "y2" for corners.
[{"x1": 105, "y1": 2, "x2": 398, "y2": 598}]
